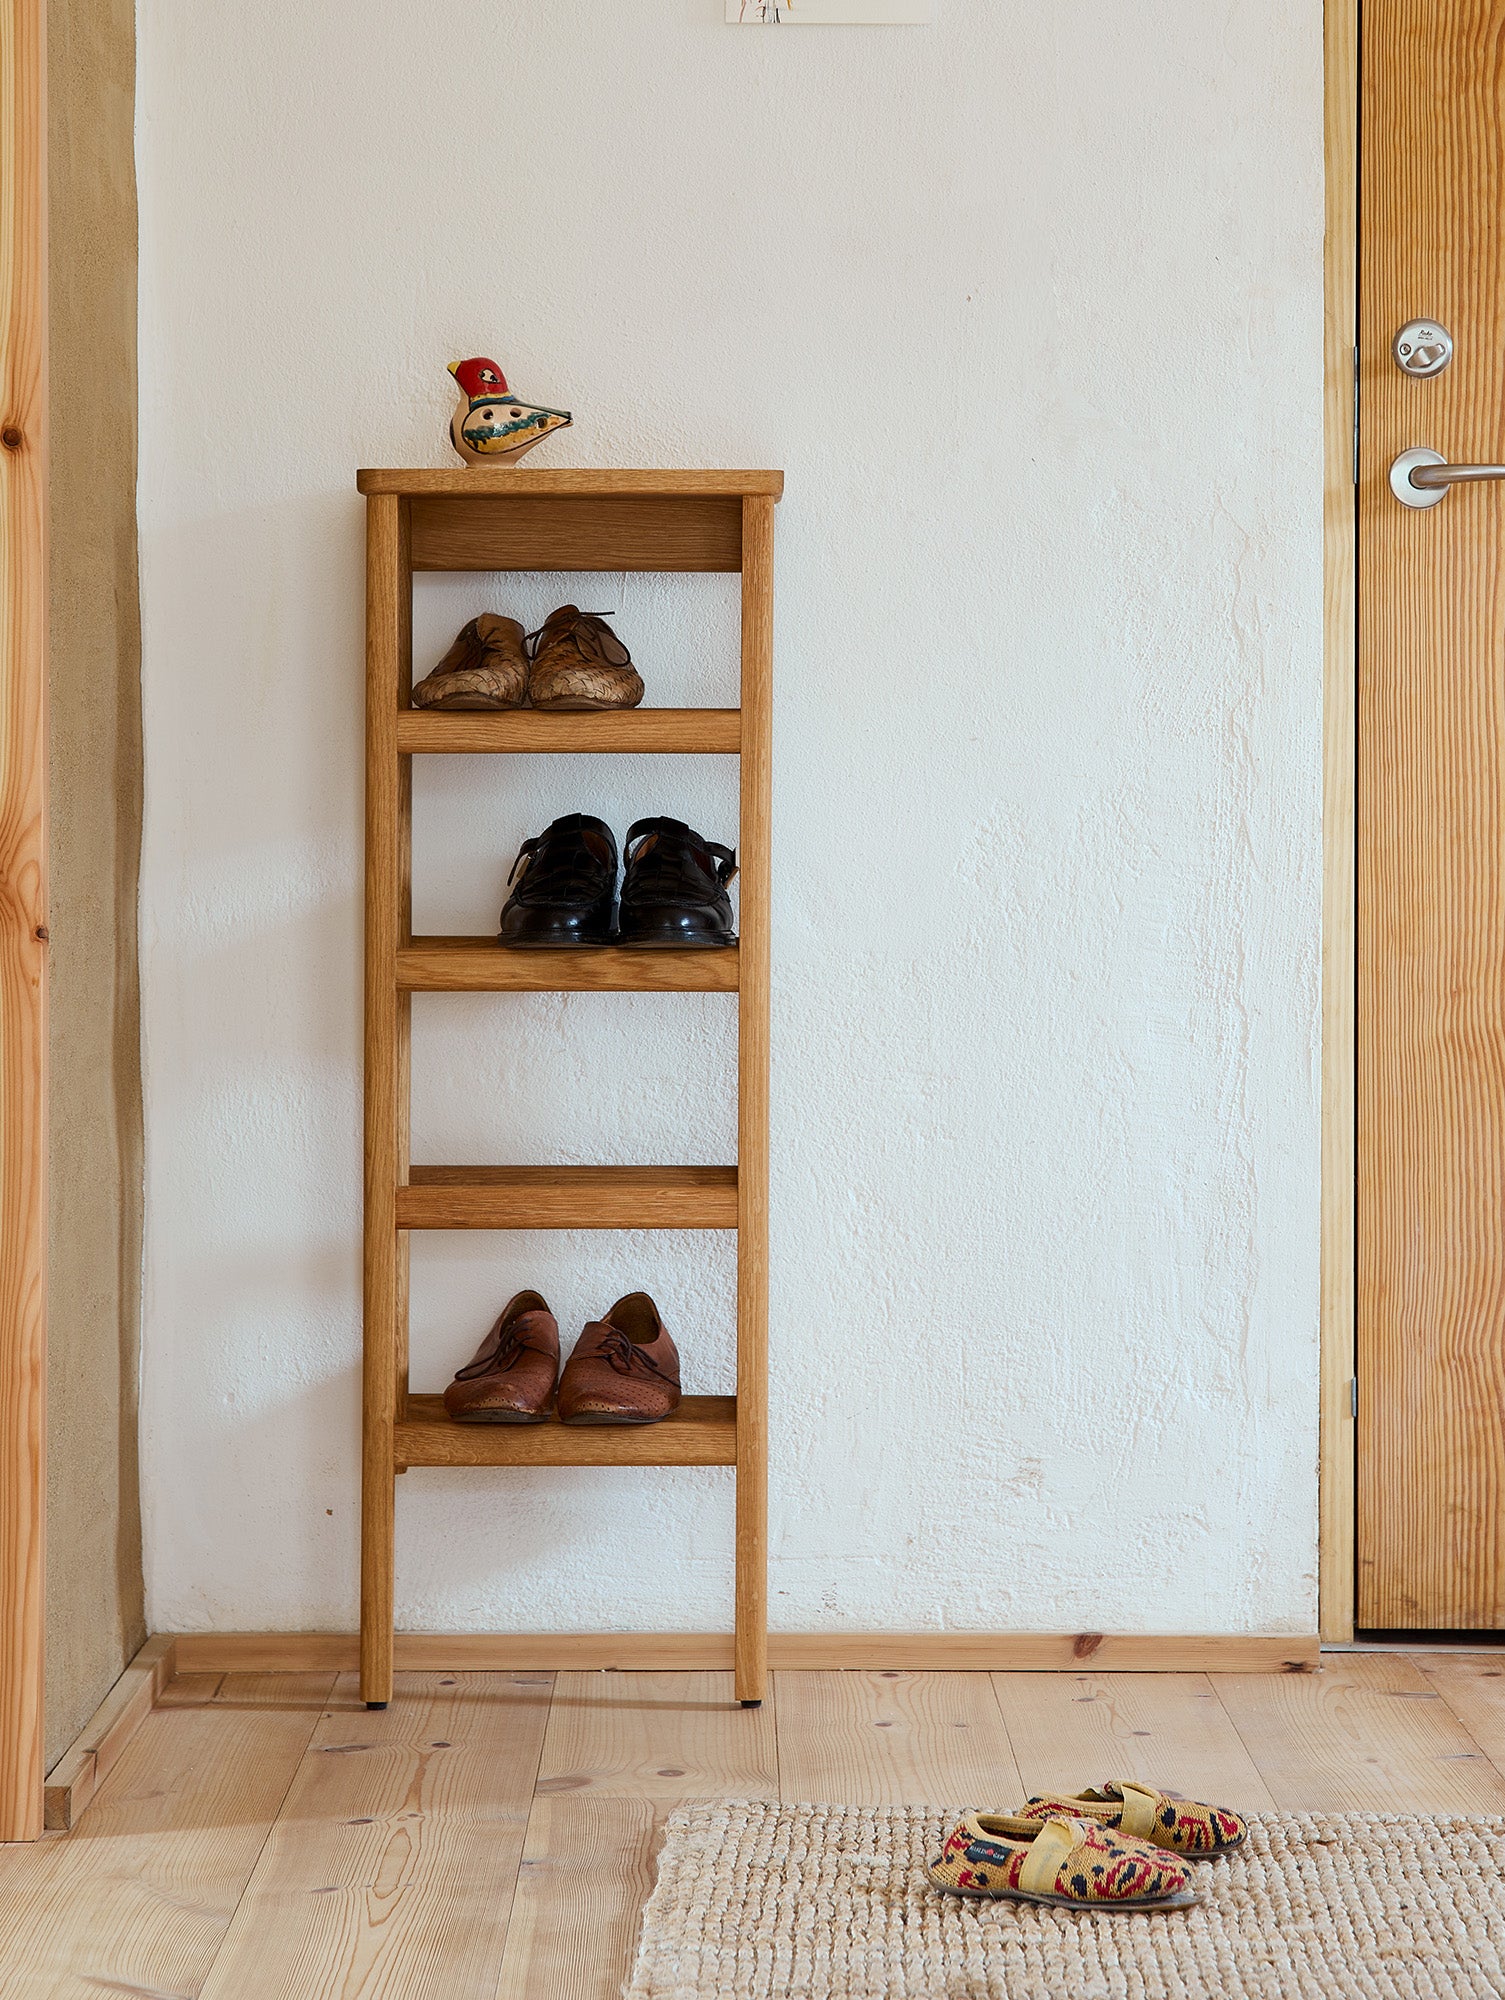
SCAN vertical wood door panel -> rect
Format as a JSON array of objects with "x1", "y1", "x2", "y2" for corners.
[
  {"x1": 0, "y1": 0, "x2": 47, "y2": 1841},
  {"x1": 1359, "y1": 1, "x2": 1505, "y2": 1627}
]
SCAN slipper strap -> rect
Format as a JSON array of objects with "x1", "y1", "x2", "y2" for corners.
[
  {"x1": 1017, "y1": 1816, "x2": 1085, "y2": 1897},
  {"x1": 1115, "y1": 1780, "x2": 1165, "y2": 1840}
]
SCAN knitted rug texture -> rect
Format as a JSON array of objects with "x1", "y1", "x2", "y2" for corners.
[{"x1": 627, "y1": 1803, "x2": 1505, "y2": 1999}]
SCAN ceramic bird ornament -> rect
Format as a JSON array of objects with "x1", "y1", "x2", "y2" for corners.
[{"x1": 448, "y1": 357, "x2": 572, "y2": 465}]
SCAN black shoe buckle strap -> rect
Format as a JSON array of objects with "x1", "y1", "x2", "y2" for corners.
[
  {"x1": 506, "y1": 836, "x2": 539, "y2": 887},
  {"x1": 508, "y1": 816, "x2": 616, "y2": 884},
  {"x1": 623, "y1": 818, "x2": 737, "y2": 885}
]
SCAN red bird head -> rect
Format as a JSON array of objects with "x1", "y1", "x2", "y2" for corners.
[{"x1": 448, "y1": 357, "x2": 509, "y2": 400}]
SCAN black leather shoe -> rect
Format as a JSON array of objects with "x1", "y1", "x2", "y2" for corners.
[
  {"x1": 616, "y1": 817, "x2": 737, "y2": 949},
  {"x1": 499, "y1": 814, "x2": 618, "y2": 948}
]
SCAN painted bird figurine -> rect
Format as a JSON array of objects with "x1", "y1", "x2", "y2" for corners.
[{"x1": 448, "y1": 357, "x2": 572, "y2": 465}]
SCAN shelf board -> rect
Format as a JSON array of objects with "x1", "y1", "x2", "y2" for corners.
[
  {"x1": 399, "y1": 938, "x2": 740, "y2": 993},
  {"x1": 396, "y1": 709, "x2": 740, "y2": 754},
  {"x1": 397, "y1": 1165, "x2": 738, "y2": 1231},
  {"x1": 395, "y1": 1394, "x2": 738, "y2": 1468},
  {"x1": 357, "y1": 469, "x2": 784, "y2": 498}
]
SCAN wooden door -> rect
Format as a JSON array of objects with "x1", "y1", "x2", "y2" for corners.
[{"x1": 1358, "y1": 1, "x2": 1505, "y2": 1627}]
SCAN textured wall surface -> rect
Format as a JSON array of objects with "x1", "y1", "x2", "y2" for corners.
[
  {"x1": 136, "y1": 0, "x2": 1323, "y2": 1636},
  {"x1": 47, "y1": 0, "x2": 146, "y2": 1762}
]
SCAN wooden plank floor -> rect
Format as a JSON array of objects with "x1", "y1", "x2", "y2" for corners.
[{"x1": 6, "y1": 1655, "x2": 1505, "y2": 1997}]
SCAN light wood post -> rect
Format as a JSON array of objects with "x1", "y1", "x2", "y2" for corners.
[
  {"x1": 361, "y1": 494, "x2": 409, "y2": 1707},
  {"x1": 735, "y1": 497, "x2": 773, "y2": 1704},
  {"x1": 0, "y1": 0, "x2": 47, "y2": 1843},
  {"x1": 1319, "y1": 0, "x2": 1357, "y2": 1646}
]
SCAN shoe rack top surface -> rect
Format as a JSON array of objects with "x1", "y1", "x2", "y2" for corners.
[
  {"x1": 359, "y1": 470, "x2": 782, "y2": 573},
  {"x1": 356, "y1": 467, "x2": 784, "y2": 497}
]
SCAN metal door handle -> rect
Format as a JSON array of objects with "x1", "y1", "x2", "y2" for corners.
[
  {"x1": 1410, "y1": 459, "x2": 1505, "y2": 486},
  {"x1": 1391, "y1": 446, "x2": 1505, "y2": 507}
]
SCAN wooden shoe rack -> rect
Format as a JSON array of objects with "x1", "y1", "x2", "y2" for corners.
[{"x1": 357, "y1": 467, "x2": 782, "y2": 1707}]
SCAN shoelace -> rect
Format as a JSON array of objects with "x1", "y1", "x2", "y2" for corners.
[
  {"x1": 454, "y1": 1315, "x2": 553, "y2": 1380},
  {"x1": 590, "y1": 1323, "x2": 676, "y2": 1381},
  {"x1": 524, "y1": 610, "x2": 629, "y2": 666}
]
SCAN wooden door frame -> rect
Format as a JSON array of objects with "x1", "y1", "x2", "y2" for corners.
[
  {"x1": 1321, "y1": 0, "x2": 1358, "y2": 1646},
  {"x1": 0, "y1": 0, "x2": 49, "y2": 1841}
]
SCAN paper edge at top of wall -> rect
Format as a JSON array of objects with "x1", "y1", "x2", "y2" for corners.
[{"x1": 726, "y1": 1, "x2": 932, "y2": 22}]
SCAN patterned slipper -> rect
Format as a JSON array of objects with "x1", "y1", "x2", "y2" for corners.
[
  {"x1": 927, "y1": 1812, "x2": 1197, "y2": 1910},
  {"x1": 1014, "y1": 1780, "x2": 1246, "y2": 1857}
]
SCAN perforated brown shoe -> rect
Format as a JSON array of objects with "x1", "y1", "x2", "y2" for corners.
[
  {"x1": 443, "y1": 1291, "x2": 559, "y2": 1423},
  {"x1": 412, "y1": 615, "x2": 528, "y2": 709},
  {"x1": 556, "y1": 1292, "x2": 682, "y2": 1425},
  {"x1": 527, "y1": 606, "x2": 645, "y2": 710}
]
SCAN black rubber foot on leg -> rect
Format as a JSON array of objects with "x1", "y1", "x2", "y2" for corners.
[
  {"x1": 740, "y1": 1698, "x2": 763, "y2": 1709},
  {"x1": 366, "y1": 1700, "x2": 388, "y2": 1710}
]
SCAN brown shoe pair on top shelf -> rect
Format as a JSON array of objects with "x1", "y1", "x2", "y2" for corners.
[
  {"x1": 411, "y1": 606, "x2": 644, "y2": 712},
  {"x1": 443, "y1": 1290, "x2": 682, "y2": 1426}
]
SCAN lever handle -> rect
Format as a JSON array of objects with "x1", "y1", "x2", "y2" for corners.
[
  {"x1": 1409, "y1": 460, "x2": 1505, "y2": 486},
  {"x1": 1391, "y1": 446, "x2": 1505, "y2": 508}
]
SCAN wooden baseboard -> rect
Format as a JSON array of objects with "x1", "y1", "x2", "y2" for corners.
[
  {"x1": 40, "y1": 1626, "x2": 1318, "y2": 1829},
  {"x1": 43, "y1": 1635, "x2": 176, "y2": 1831},
  {"x1": 771, "y1": 1632, "x2": 1318, "y2": 1672},
  {"x1": 169, "y1": 1630, "x2": 1318, "y2": 1675}
]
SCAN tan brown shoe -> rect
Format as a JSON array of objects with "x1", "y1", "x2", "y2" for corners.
[
  {"x1": 557, "y1": 1293, "x2": 681, "y2": 1424},
  {"x1": 412, "y1": 615, "x2": 528, "y2": 709},
  {"x1": 527, "y1": 606, "x2": 645, "y2": 711},
  {"x1": 443, "y1": 1291, "x2": 559, "y2": 1423}
]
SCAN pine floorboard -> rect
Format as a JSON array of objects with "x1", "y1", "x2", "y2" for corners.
[
  {"x1": 1214, "y1": 1652, "x2": 1505, "y2": 1812},
  {"x1": 7, "y1": 1654, "x2": 1505, "y2": 1995},
  {"x1": 774, "y1": 1669, "x2": 1018, "y2": 1805},
  {"x1": 535, "y1": 1670, "x2": 779, "y2": 1802},
  {"x1": 493, "y1": 1796, "x2": 662, "y2": 2000},
  {"x1": 195, "y1": 1671, "x2": 553, "y2": 2000},
  {"x1": 1407, "y1": 1651, "x2": 1505, "y2": 1771},
  {"x1": 990, "y1": 1670, "x2": 1278, "y2": 1810},
  {"x1": 0, "y1": 1672, "x2": 335, "y2": 2000}
]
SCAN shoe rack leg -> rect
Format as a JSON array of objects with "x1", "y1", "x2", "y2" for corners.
[
  {"x1": 735, "y1": 496, "x2": 774, "y2": 1706},
  {"x1": 362, "y1": 493, "x2": 411, "y2": 1708}
]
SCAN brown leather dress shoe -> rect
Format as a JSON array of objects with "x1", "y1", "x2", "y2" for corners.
[
  {"x1": 412, "y1": 615, "x2": 528, "y2": 709},
  {"x1": 527, "y1": 606, "x2": 645, "y2": 710},
  {"x1": 557, "y1": 1292, "x2": 682, "y2": 1424},
  {"x1": 443, "y1": 1291, "x2": 559, "y2": 1423}
]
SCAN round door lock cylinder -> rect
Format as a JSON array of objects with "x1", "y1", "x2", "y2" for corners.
[{"x1": 1393, "y1": 320, "x2": 1454, "y2": 378}]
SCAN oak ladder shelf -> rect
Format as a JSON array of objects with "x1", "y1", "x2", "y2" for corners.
[{"x1": 358, "y1": 466, "x2": 781, "y2": 1707}]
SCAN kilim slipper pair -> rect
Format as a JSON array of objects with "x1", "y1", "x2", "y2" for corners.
[
  {"x1": 927, "y1": 1781, "x2": 1247, "y2": 1912},
  {"x1": 927, "y1": 1812, "x2": 1198, "y2": 1911}
]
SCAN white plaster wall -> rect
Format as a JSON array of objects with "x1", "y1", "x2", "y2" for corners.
[{"x1": 136, "y1": 0, "x2": 1323, "y2": 1636}]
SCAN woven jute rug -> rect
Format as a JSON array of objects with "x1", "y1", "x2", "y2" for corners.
[{"x1": 626, "y1": 1803, "x2": 1505, "y2": 1999}]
